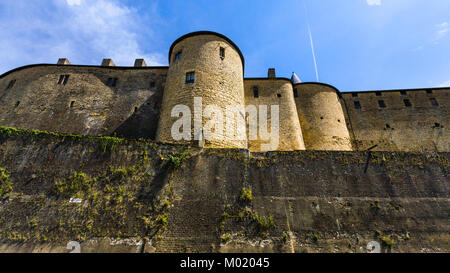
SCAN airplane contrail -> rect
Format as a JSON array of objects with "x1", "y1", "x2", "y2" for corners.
[{"x1": 302, "y1": 0, "x2": 319, "y2": 82}]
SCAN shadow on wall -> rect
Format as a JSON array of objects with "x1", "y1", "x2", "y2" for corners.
[{"x1": 112, "y1": 93, "x2": 163, "y2": 140}]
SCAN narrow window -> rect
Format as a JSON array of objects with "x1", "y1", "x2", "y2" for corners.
[
  {"x1": 385, "y1": 124, "x2": 391, "y2": 129},
  {"x1": 185, "y1": 72, "x2": 195, "y2": 83},
  {"x1": 150, "y1": 81, "x2": 156, "y2": 88},
  {"x1": 277, "y1": 93, "x2": 281, "y2": 98},
  {"x1": 253, "y1": 86, "x2": 259, "y2": 98},
  {"x1": 430, "y1": 98, "x2": 439, "y2": 107},
  {"x1": 352, "y1": 92, "x2": 358, "y2": 97},
  {"x1": 220, "y1": 47, "x2": 225, "y2": 58},
  {"x1": 175, "y1": 51, "x2": 182, "y2": 61},
  {"x1": 106, "y1": 78, "x2": 112, "y2": 86},
  {"x1": 6, "y1": 79, "x2": 16, "y2": 89},
  {"x1": 375, "y1": 91, "x2": 382, "y2": 97},
  {"x1": 70, "y1": 101, "x2": 75, "y2": 108},
  {"x1": 354, "y1": 101, "x2": 361, "y2": 109},
  {"x1": 112, "y1": 78, "x2": 118, "y2": 87},
  {"x1": 434, "y1": 123, "x2": 441, "y2": 128},
  {"x1": 293, "y1": 88, "x2": 298, "y2": 98},
  {"x1": 63, "y1": 74, "x2": 70, "y2": 85},
  {"x1": 378, "y1": 100, "x2": 386, "y2": 108},
  {"x1": 134, "y1": 107, "x2": 138, "y2": 113},
  {"x1": 15, "y1": 101, "x2": 20, "y2": 108},
  {"x1": 426, "y1": 89, "x2": 433, "y2": 94},
  {"x1": 58, "y1": 75, "x2": 65, "y2": 84},
  {"x1": 403, "y1": 99, "x2": 412, "y2": 107},
  {"x1": 400, "y1": 90, "x2": 407, "y2": 95}
]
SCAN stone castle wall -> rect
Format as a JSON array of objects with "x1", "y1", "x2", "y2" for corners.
[
  {"x1": 0, "y1": 31, "x2": 448, "y2": 152},
  {"x1": 156, "y1": 33, "x2": 246, "y2": 149},
  {"x1": 294, "y1": 83, "x2": 353, "y2": 151},
  {"x1": 244, "y1": 78, "x2": 305, "y2": 152},
  {"x1": 341, "y1": 88, "x2": 450, "y2": 152},
  {"x1": 0, "y1": 65, "x2": 167, "y2": 139}
]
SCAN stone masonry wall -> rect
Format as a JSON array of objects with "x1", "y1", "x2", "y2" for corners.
[
  {"x1": 0, "y1": 65, "x2": 168, "y2": 139},
  {"x1": 341, "y1": 88, "x2": 450, "y2": 152}
]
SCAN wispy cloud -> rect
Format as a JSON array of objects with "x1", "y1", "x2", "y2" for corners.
[
  {"x1": 366, "y1": 0, "x2": 381, "y2": 6},
  {"x1": 435, "y1": 21, "x2": 448, "y2": 42},
  {"x1": 0, "y1": 0, "x2": 165, "y2": 74},
  {"x1": 439, "y1": 80, "x2": 450, "y2": 87}
]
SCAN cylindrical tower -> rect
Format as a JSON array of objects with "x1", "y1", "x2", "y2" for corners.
[
  {"x1": 156, "y1": 31, "x2": 246, "y2": 148},
  {"x1": 294, "y1": 83, "x2": 353, "y2": 150}
]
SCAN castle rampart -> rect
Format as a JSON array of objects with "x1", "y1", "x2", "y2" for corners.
[{"x1": 0, "y1": 31, "x2": 448, "y2": 152}]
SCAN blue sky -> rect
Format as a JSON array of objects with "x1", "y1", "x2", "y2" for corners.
[{"x1": 0, "y1": 0, "x2": 449, "y2": 91}]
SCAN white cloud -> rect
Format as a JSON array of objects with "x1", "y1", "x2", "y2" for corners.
[
  {"x1": 0, "y1": 0, "x2": 165, "y2": 74},
  {"x1": 366, "y1": 0, "x2": 381, "y2": 6},
  {"x1": 439, "y1": 80, "x2": 450, "y2": 87},
  {"x1": 435, "y1": 21, "x2": 448, "y2": 40},
  {"x1": 66, "y1": 0, "x2": 81, "y2": 6}
]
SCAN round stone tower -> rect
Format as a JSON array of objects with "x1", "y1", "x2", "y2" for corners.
[
  {"x1": 294, "y1": 83, "x2": 353, "y2": 151},
  {"x1": 156, "y1": 31, "x2": 246, "y2": 148}
]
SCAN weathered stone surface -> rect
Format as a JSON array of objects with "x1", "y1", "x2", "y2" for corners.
[{"x1": 0, "y1": 128, "x2": 448, "y2": 253}]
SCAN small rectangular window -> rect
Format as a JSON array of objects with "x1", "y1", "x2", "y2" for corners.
[
  {"x1": 253, "y1": 86, "x2": 259, "y2": 98},
  {"x1": 352, "y1": 93, "x2": 358, "y2": 97},
  {"x1": 112, "y1": 78, "x2": 118, "y2": 87},
  {"x1": 378, "y1": 100, "x2": 386, "y2": 108},
  {"x1": 63, "y1": 74, "x2": 70, "y2": 85},
  {"x1": 150, "y1": 81, "x2": 156, "y2": 88},
  {"x1": 70, "y1": 101, "x2": 75, "y2": 108},
  {"x1": 293, "y1": 88, "x2": 298, "y2": 98},
  {"x1": 220, "y1": 47, "x2": 225, "y2": 58},
  {"x1": 430, "y1": 98, "x2": 439, "y2": 107},
  {"x1": 6, "y1": 79, "x2": 16, "y2": 90},
  {"x1": 106, "y1": 77, "x2": 118, "y2": 87},
  {"x1": 185, "y1": 72, "x2": 195, "y2": 83},
  {"x1": 58, "y1": 75, "x2": 64, "y2": 84},
  {"x1": 403, "y1": 99, "x2": 412, "y2": 107},
  {"x1": 106, "y1": 78, "x2": 112, "y2": 86},
  {"x1": 354, "y1": 101, "x2": 361, "y2": 109},
  {"x1": 277, "y1": 93, "x2": 281, "y2": 98},
  {"x1": 375, "y1": 91, "x2": 382, "y2": 96},
  {"x1": 58, "y1": 75, "x2": 69, "y2": 85},
  {"x1": 175, "y1": 51, "x2": 182, "y2": 61},
  {"x1": 426, "y1": 89, "x2": 433, "y2": 94},
  {"x1": 400, "y1": 91, "x2": 407, "y2": 95}
]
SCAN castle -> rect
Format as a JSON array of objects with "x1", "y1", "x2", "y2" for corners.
[{"x1": 0, "y1": 31, "x2": 448, "y2": 152}]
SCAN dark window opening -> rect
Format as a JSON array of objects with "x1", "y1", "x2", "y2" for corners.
[
  {"x1": 63, "y1": 74, "x2": 69, "y2": 85},
  {"x1": 58, "y1": 75, "x2": 69, "y2": 85},
  {"x1": 253, "y1": 86, "x2": 259, "y2": 98},
  {"x1": 434, "y1": 123, "x2": 441, "y2": 128},
  {"x1": 277, "y1": 94, "x2": 281, "y2": 98},
  {"x1": 400, "y1": 90, "x2": 407, "y2": 95},
  {"x1": 378, "y1": 100, "x2": 386, "y2": 108},
  {"x1": 430, "y1": 98, "x2": 439, "y2": 107},
  {"x1": 375, "y1": 91, "x2": 382, "y2": 96},
  {"x1": 338, "y1": 119, "x2": 341, "y2": 123},
  {"x1": 293, "y1": 88, "x2": 298, "y2": 98},
  {"x1": 403, "y1": 99, "x2": 412, "y2": 107},
  {"x1": 426, "y1": 89, "x2": 433, "y2": 94},
  {"x1": 320, "y1": 117, "x2": 324, "y2": 120},
  {"x1": 175, "y1": 51, "x2": 182, "y2": 61},
  {"x1": 70, "y1": 101, "x2": 75, "y2": 108},
  {"x1": 385, "y1": 124, "x2": 390, "y2": 129},
  {"x1": 220, "y1": 47, "x2": 225, "y2": 58},
  {"x1": 150, "y1": 81, "x2": 156, "y2": 88},
  {"x1": 134, "y1": 107, "x2": 138, "y2": 113},
  {"x1": 352, "y1": 92, "x2": 358, "y2": 97},
  {"x1": 15, "y1": 101, "x2": 20, "y2": 108},
  {"x1": 185, "y1": 72, "x2": 195, "y2": 83},
  {"x1": 106, "y1": 78, "x2": 118, "y2": 87},
  {"x1": 6, "y1": 79, "x2": 16, "y2": 90},
  {"x1": 354, "y1": 101, "x2": 361, "y2": 109}
]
